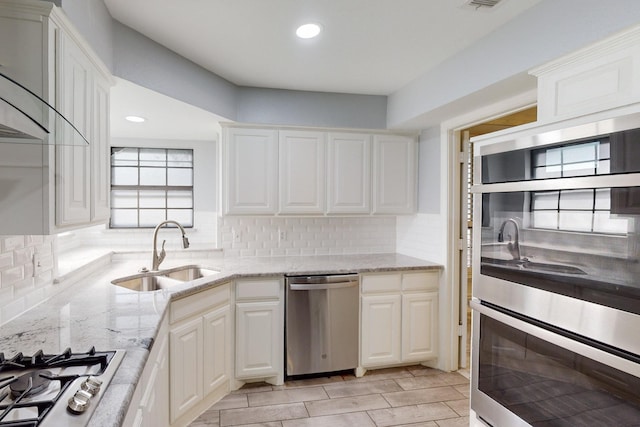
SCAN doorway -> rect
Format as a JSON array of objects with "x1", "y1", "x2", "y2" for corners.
[{"x1": 457, "y1": 106, "x2": 537, "y2": 369}]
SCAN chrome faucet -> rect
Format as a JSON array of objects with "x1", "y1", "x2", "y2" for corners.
[
  {"x1": 151, "y1": 220, "x2": 190, "y2": 271},
  {"x1": 497, "y1": 218, "x2": 521, "y2": 261}
]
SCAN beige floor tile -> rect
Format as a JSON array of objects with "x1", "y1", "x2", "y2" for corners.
[
  {"x1": 211, "y1": 394, "x2": 249, "y2": 410},
  {"x1": 395, "y1": 373, "x2": 469, "y2": 391},
  {"x1": 248, "y1": 386, "x2": 328, "y2": 407},
  {"x1": 453, "y1": 384, "x2": 470, "y2": 398},
  {"x1": 445, "y1": 399, "x2": 469, "y2": 417},
  {"x1": 393, "y1": 423, "x2": 438, "y2": 427},
  {"x1": 190, "y1": 409, "x2": 220, "y2": 427},
  {"x1": 305, "y1": 394, "x2": 390, "y2": 417},
  {"x1": 367, "y1": 402, "x2": 458, "y2": 427},
  {"x1": 231, "y1": 383, "x2": 275, "y2": 394},
  {"x1": 231, "y1": 423, "x2": 282, "y2": 427},
  {"x1": 220, "y1": 402, "x2": 308, "y2": 426},
  {"x1": 435, "y1": 416, "x2": 470, "y2": 427},
  {"x1": 281, "y1": 412, "x2": 376, "y2": 427},
  {"x1": 323, "y1": 379, "x2": 402, "y2": 398},
  {"x1": 382, "y1": 387, "x2": 466, "y2": 407},
  {"x1": 406, "y1": 366, "x2": 442, "y2": 377},
  {"x1": 277, "y1": 375, "x2": 345, "y2": 389},
  {"x1": 342, "y1": 367, "x2": 414, "y2": 383}
]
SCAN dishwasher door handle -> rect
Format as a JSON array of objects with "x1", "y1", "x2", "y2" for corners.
[{"x1": 288, "y1": 281, "x2": 358, "y2": 291}]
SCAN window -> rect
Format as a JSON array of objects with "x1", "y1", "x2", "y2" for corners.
[
  {"x1": 110, "y1": 147, "x2": 194, "y2": 228},
  {"x1": 530, "y1": 139, "x2": 627, "y2": 234}
]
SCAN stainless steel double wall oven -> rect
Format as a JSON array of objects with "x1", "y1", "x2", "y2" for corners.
[{"x1": 471, "y1": 112, "x2": 640, "y2": 426}]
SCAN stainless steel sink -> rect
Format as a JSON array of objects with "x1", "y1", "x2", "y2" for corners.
[
  {"x1": 111, "y1": 274, "x2": 184, "y2": 292},
  {"x1": 481, "y1": 257, "x2": 587, "y2": 275},
  {"x1": 161, "y1": 265, "x2": 219, "y2": 281},
  {"x1": 111, "y1": 265, "x2": 219, "y2": 292}
]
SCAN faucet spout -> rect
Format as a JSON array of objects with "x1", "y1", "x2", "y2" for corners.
[
  {"x1": 151, "y1": 220, "x2": 190, "y2": 271},
  {"x1": 497, "y1": 218, "x2": 521, "y2": 261}
]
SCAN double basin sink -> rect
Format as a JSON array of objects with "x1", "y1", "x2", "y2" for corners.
[{"x1": 111, "y1": 265, "x2": 219, "y2": 292}]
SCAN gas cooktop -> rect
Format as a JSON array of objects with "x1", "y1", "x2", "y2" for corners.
[{"x1": 0, "y1": 347, "x2": 124, "y2": 427}]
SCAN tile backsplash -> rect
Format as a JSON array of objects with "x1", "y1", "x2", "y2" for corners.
[
  {"x1": 219, "y1": 216, "x2": 396, "y2": 257},
  {"x1": 0, "y1": 235, "x2": 56, "y2": 325}
]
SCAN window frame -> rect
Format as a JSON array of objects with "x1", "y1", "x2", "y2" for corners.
[{"x1": 109, "y1": 147, "x2": 195, "y2": 229}]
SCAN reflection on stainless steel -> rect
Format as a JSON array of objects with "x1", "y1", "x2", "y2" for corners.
[
  {"x1": 285, "y1": 274, "x2": 359, "y2": 376},
  {"x1": 471, "y1": 111, "x2": 640, "y2": 427},
  {"x1": 471, "y1": 300, "x2": 640, "y2": 427},
  {"x1": 481, "y1": 257, "x2": 586, "y2": 275},
  {"x1": 497, "y1": 218, "x2": 521, "y2": 260}
]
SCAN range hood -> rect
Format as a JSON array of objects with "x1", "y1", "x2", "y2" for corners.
[{"x1": 0, "y1": 71, "x2": 89, "y2": 146}]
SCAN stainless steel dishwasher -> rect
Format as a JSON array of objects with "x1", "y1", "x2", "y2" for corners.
[{"x1": 285, "y1": 273, "x2": 359, "y2": 377}]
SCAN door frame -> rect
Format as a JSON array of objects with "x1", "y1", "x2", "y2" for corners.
[{"x1": 441, "y1": 89, "x2": 537, "y2": 371}]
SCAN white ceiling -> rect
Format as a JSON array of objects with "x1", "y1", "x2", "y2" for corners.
[
  {"x1": 105, "y1": 0, "x2": 542, "y2": 138},
  {"x1": 110, "y1": 77, "x2": 224, "y2": 140}
]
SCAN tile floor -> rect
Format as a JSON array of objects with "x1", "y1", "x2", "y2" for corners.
[{"x1": 189, "y1": 365, "x2": 470, "y2": 427}]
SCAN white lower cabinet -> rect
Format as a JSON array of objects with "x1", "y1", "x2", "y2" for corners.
[
  {"x1": 170, "y1": 317, "x2": 204, "y2": 420},
  {"x1": 123, "y1": 316, "x2": 169, "y2": 427},
  {"x1": 361, "y1": 294, "x2": 402, "y2": 366},
  {"x1": 169, "y1": 283, "x2": 232, "y2": 426},
  {"x1": 360, "y1": 271, "x2": 439, "y2": 369},
  {"x1": 401, "y1": 292, "x2": 438, "y2": 362},
  {"x1": 234, "y1": 278, "x2": 284, "y2": 385}
]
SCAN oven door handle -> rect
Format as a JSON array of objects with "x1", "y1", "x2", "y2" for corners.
[{"x1": 471, "y1": 299, "x2": 640, "y2": 376}]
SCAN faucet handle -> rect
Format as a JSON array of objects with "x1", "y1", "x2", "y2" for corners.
[{"x1": 157, "y1": 240, "x2": 166, "y2": 266}]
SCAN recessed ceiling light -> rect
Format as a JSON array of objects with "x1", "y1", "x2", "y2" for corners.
[
  {"x1": 296, "y1": 23, "x2": 322, "y2": 39},
  {"x1": 125, "y1": 115, "x2": 146, "y2": 123}
]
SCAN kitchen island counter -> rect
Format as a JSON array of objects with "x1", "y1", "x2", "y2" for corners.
[{"x1": 0, "y1": 252, "x2": 442, "y2": 426}]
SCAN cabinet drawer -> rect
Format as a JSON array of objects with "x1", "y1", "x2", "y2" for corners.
[
  {"x1": 171, "y1": 283, "x2": 231, "y2": 324},
  {"x1": 236, "y1": 278, "x2": 281, "y2": 300},
  {"x1": 402, "y1": 271, "x2": 439, "y2": 291},
  {"x1": 361, "y1": 273, "x2": 402, "y2": 293}
]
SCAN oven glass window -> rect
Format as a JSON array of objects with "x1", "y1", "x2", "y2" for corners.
[
  {"x1": 478, "y1": 314, "x2": 640, "y2": 426},
  {"x1": 480, "y1": 188, "x2": 640, "y2": 315},
  {"x1": 481, "y1": 128, "x2": 640, "y2": 184}
]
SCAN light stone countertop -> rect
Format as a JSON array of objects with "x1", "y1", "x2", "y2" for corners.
[{"x1": 0, "y1": 252, "x2": 442, "y2": 427}]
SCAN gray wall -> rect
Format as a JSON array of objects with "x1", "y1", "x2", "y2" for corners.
[
  {"x1": 58, "y1": 0, "x2": 640, "y2": 130},
  {"x1": 388, "y1": 0, "x2": 640, "y2": 128},
  {"x1": 112, "y1": 21, "x2": 239, "y2": 121},
  {"x1": 60, "y1": 0, "x2": 113, "y2": 69},
  {"x1": 237, "y1": 87, "x2": 387, "y2": 129},
  {"x1": 417, "y1": 127, "x2": 440, "y2": 214}
]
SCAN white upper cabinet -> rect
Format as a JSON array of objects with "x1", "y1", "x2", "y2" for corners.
[
  {"x1": 531, "y1": 25, "x2": 640, "y2": 123},
  {"x1": 223, "y1": 125, "x2": 417, "y2": 216},
  {"x1": 279, "y1": 130, "x2": 326, "y2": 214},
  {"x1": 327, "y1": 133, "x2": 371, "y2": 214},
  {"x1": 56, "y1": 31, "x2": 92, "y2": 226},
  {"x1": 373, "y1": 135, "x2": 417, "y2": 214},
  {"x1": 224, "y1": 127, "x2": 278, "y2": 214},
  {"x1": 91, "y1": 76, "x2": 111, "y2": 223},
  {"x1": 0, "y1": 2, "x2": 112, "y2": 233}
]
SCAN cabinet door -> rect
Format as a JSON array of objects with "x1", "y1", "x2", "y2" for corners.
[
  {"x1": 372, "y1": 135, "x2": 417, "y2": 214},
  {"x1": 203, "y1": 305, "x2": 231, "y2": 395},
  {"x1": 140, "y1": 333, "x2": 169, "y2": 427},
  {"x1": 402, "y1": 292, "x2": 438, "y2": 362},
  {"x1": 169, "y1": 317, "x2": 203, "y2": 423},
  {"x1": 90, "y1": 75, "x2": 110, "y2": 222},
  {"x1": 361, "y1": 294, "x2": 402, "y2": 367},
  {"x1": 327, "y1": 133, "x2": 371, "y2": 214},
  {"x1": 279, "y1": 130, "x2": 325, "y2": 214},
  {"x1": 225, "y1": 127, "x2": 278, "y2": 214},
  {"x1": 56, "y1": 31, "x2": 92, "y2": 226},
  {"x1": 236, "y1": 301, "x2": 281, "y2": 378}
]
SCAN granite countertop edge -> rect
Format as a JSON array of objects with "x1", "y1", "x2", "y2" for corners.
[{"x1": 0, "y1": 252, "x2": 442, "y2": 426}]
